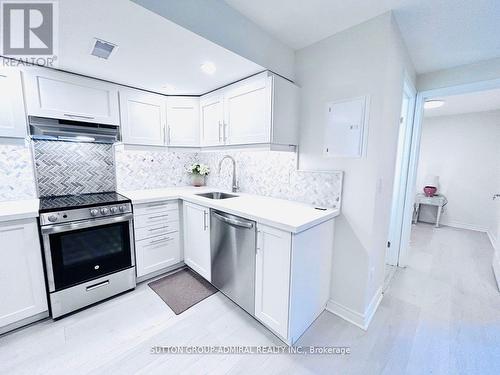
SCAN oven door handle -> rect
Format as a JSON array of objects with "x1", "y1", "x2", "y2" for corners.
[{"x1": 41, "y1": 213, "x2": 134, "y2": 234}]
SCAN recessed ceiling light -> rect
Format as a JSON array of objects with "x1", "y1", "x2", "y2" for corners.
[
  {"x1": 200, "y1": 62, "x2": 216, "y2": 75},
  {"x1": 424, "y1": 100, "x2": 445, "y2": 109},
  {"x1": 90, "y1": 38, "x2": 117, "y2": 60}
]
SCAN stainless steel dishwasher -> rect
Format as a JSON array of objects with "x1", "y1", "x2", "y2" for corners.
[{"x1": 210, "y1": 210, "x2": 256, "y2": 315}]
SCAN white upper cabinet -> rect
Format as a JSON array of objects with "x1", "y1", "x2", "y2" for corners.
[
  {"x1": 200, "y1": 92, "x2": 224, "y2": 147},
  {"x1": 224, "y1": 73, "x2": 272, "y2": 145},
  {"x1": 120, "y1": 89, "x2": 166, "y2": 146},
  {"x1": 200, "y1": 71, "x2": 299, "y2": 148},
  {"x1": 23, "y1": 69, "x2": 119, "y2": 125},
  {"x1": 166, "y1": 97, "x2": 200, "y2": 147},
  {"x1": 0, "y1": 68, "x2": 27, "y2": 138}
]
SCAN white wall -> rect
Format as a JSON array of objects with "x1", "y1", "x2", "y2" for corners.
[
  {"x1": 417, "y1": 57, "x2": 500, "y2": 91},
  {"x1": 295, "y1": 12, "x2": 415, "y2": 325},
  {"x1": 130, "y1": 0, "x2": 295, "y2": 80},
  {"x1": 416, "y1": 111, "x2": 500, "y2": 232}
]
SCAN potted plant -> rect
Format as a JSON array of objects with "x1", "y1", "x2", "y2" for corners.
[{"x1": 187, "y1": 163, "x2": 210, "y2": 187}]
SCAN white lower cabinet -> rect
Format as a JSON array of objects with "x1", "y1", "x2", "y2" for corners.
[
  {"x1": 255, "y1": 224, "x2": 291, "y2": 339},
  {"x1": 0, "y1": 218, "x2": 48, "y2": 332},
  {"x1": 255, "y1": 220, "x2": 335, "y2": 345},
  {"x1": 133, "y1": 200, "x2": 181, "y2": 279},
  {"x1": 182, "y1": 202, "x2": 211, "y2": 281}
]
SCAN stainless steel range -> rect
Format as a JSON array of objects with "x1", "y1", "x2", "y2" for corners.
[{"x1": 39, "y1": 192, "x2": 136, "y2": 318}]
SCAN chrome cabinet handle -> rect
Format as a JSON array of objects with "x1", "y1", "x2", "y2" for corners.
[
  {"x1": 223, "y1": 122, "x2": 228, "y2": 143},
  {"x1": 203, "y1": 210, "x2": 208, "y2": 231},
  {"x1": 218, "y1": 121, "x2": 222, "y2": 142},
  {"x1": 167, "y1": 125, "x2": 171, "y2": 144},
  {"x1": 64, "y1": 113, "x2": 95, "y2": 120},
  {"x1": 148, "y1": 214, "x2": 170, "y2": 219},
  {"x1": 148, "y1": 236, "x2": 173, "y2": 245},
  {"x1": 148, "y1": 225, "x2": 169, "y2": 232}
]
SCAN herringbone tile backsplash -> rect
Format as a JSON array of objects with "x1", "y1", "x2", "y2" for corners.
[{"x1": 33, "y1": 140, "x2": 116, "y2": 197}]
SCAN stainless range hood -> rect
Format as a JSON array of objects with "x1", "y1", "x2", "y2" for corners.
[{"x1": 29, "y1": 116, "x2": 120, "y2": 144}]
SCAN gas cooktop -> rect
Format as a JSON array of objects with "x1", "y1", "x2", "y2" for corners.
[{"x1": 39, "y1": 192, "x2": 131, "y2": 213}]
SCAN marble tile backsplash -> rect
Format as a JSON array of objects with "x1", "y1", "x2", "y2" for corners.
[
  {"x1": 115, "y1": 145, "x2": 197, "y2": 191},
  {"x1": 198, "y1": 151, "x2": 343, "y2": 209},
  {"x1": 0, "y1": 142, "x2": 37, "y2": 201},
  {"x1": 33, "y1": 140, "x2": 116, "y2": 196}
]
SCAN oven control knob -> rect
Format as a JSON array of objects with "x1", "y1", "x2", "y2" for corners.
[
  {"x1": 110, "y1": 206, "x2": 118, "y2": 214},
  {"x1": 48, "y1": 214, "x2": 58, "y2": 222},
  {"x1": 119, "y1": 205, "x2": 126, "y2": 212},
  {"x1": 90, "y1": 209, "x2": 99, "y2": 216},
  {"x1": 100, "y1": 207, "x2": 110, "y2": 215}
]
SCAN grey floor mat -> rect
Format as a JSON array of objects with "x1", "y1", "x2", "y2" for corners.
[{"x1": 148, "y1": 268, "x2": 217, "y2": 314}]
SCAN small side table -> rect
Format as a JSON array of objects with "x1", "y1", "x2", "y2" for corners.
[{"x1": 413, "y1": 193, "x2": 448, "y2": 228}]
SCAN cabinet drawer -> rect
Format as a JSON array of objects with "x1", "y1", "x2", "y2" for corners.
[
  {"x1": 134, "y1": 210, "x2": 179, "y2": 229},
  {"x1": 134, "y1": 200, "x2": 178, "y2": 216},
  {"x1": 135, "y1": 233, "x2": 180, "y2": 278},
  {"x1": 134, "y1": 221, "x2": 179, "y2": 241}
]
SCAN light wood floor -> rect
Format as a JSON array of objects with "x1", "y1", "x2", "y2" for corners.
[{"x1": 1, "y1": 224, "x2": 499, "y2": 375}]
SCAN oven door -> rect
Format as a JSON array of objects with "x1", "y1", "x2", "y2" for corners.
[{"x1": 41, "y1": 213, "x2": 135, "y2": 292}]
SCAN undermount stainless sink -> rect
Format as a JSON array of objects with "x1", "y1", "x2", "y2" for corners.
[{"x1": 196, "y1": 192, "x2": 239, "y2": 200}]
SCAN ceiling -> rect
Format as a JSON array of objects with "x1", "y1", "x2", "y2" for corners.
[
  {"x1": 224, "y1": 0, "x2": 500, "y2": 74},
  {"x1": 424, "y1": 88, "x2": 500, "y2": 117},
  {"x1": 55, "y1": 0, "x2": 263, "y2": 95}
]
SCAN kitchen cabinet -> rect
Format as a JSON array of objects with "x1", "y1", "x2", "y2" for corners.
[
  {"x1": 182, "y1": 202, "x2": 211, "y2": 281},
  {"x1": 133, "y1": 200, "x2": 181, "y2": 280},
  {"x1": 0, "y1": 69, "x2": 27, "y2": 138},
  {"x1": 0, "y1": 218, "x2": 48, "y2": 333},
  {"x1": 255, "y1": 219, "x2": 335, "y2": 345},
  {"x1": 224, "y1": 73, "x2": 272, "y2": 145},
  {"x1": 255, "y1": 224, "x2": 291, "y2": 339},
  {"x1": 200, "y1": 92, "x2": 224, "y2": 147},
  {"x1": 166, "y1": 97, "x2": 200, "y2": 146},
  {"x1": 23, "y1": 69, "x2": 119, "y2": 125},
  {"x1": 120, "y1": 89, "x2": 166, "y2": 146},
  {"x1": 199, "y1": 71, "x2": 299, "y2": 148}
]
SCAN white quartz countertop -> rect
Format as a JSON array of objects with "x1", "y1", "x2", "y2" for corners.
[
  {"x1": 0, "y1": 199, "x2": 40, "y2": 223},
  {"x1": 119, "y1": 187, "x2": 339, "y2": 233}
]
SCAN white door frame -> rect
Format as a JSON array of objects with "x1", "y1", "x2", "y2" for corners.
[
  {"x1": 398, "y1": 77, "x2": 500, "y2": 266},
  {"x1": 386, "y1": 75, "x2": 416, "y2": 266}
]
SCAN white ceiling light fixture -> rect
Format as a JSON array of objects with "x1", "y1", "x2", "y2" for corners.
[
  {"x1": 90, "y1": 38, "x2": 117, "y2": 60},
  {"x1": 424, "y1": 100, "x2": 445, "y2": 109},
  {"x1": 200, "y1": 61, "x2": 217, "y2": 75}
]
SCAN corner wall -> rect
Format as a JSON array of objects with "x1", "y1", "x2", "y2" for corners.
[{"x1": 295, "y1": 12, "x2": 415, "y2": 326}]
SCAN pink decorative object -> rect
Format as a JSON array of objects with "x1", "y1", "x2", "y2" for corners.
[{"x1": 423, "y1": 186, "x2": 437, "y2": 197}]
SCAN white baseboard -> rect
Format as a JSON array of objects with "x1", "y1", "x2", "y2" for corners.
[
  {"x1": 442, "y1": 221, "x2": 488, "y2": 233},
  {"x1": 487, "y1": 230, "x2": 498, "y2": 252},
  {"x1": 326, "y1": 287, "x2": 383, "y2": 331}
]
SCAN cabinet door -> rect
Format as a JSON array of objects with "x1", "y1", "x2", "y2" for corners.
[
  {"x1": 135, "y1": 233, "x2": 181, "y2": 277},
  {"x1": 166, "y1": 97, "x2": 200, "y2": 146},
  {"x1": 182, "y1": 202, "x2": 211, "y2": 281},
  {"x1": 255, "y1": 224, "x2": 291, "y2": 339},
  {"x1": 224, "y1": 73, "x2": 272, "y2": 145},
  {"x1": 0, "y1": 219, "x2": 48, "y2": 329},
  {"x1": 23, "y1": 69, "x2": 119, "y2": 125},
  {"x1": 120, "y1": 89, "x2": 166, "y2": 146},
  {"x1": 200, "y1": 93, "x2": 224, "y2": 146},
  {"x1": 0, "y1": 69, "x2": 27, "y2": 138}
]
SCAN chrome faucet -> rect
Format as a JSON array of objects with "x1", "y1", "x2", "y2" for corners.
[{"x1": 218, "y1": 155, "x2": 239, "y2": 192}]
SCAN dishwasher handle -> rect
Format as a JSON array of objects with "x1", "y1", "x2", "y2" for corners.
[{"x1": 212, "y1": 211, "x2": 254, "y2": 229}]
